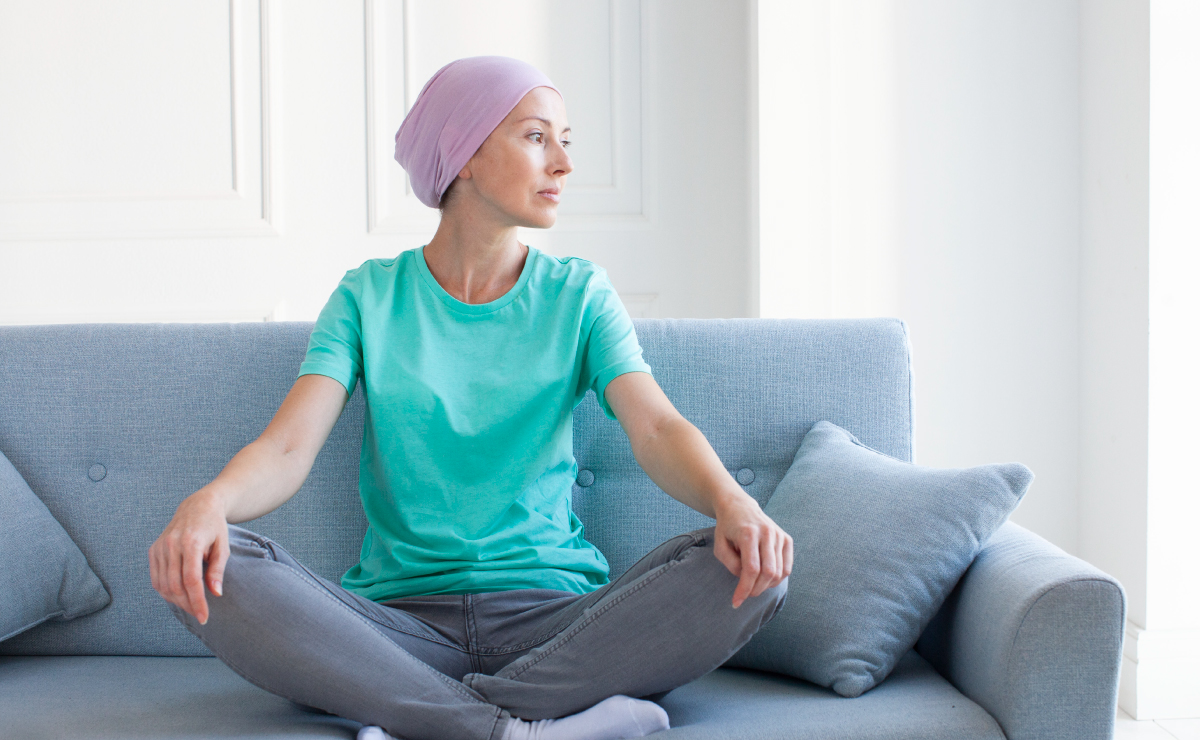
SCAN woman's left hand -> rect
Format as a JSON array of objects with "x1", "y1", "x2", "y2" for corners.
[
  {"x1": 712, "y1": 494, "x2": 793, "y2": 609},
  {"x1": 603, "y1": 372, "x2": 793, "y2": 609}
]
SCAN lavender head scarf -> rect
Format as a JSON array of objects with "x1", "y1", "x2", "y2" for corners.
[{"x1": 394, "y1": 56, "x2": 563, "y2": 209}]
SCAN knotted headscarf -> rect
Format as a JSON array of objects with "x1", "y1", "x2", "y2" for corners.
[{"x1": 394, "y1": 56, "x2": 563, "y2": 209}]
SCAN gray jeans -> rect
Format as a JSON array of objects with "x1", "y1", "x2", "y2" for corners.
[{"x1": 169, "y1": 523, "x2": 788, "y2": 740}]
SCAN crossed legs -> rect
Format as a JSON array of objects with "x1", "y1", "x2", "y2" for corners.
[
  {"x1": 463, "y1": 527, "x2": 789, "y2": 719},
  {"x1": 169, "y1": 524, "x2": 787, "y2": 740}
]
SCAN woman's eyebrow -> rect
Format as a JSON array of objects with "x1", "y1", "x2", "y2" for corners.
[{"x1": 519, "y1": 116, "x2": 571, "y2": 133}]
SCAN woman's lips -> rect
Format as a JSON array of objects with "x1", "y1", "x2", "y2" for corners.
[{"x1": 538, "y1": 191, "x2": 560, "y2": 203}]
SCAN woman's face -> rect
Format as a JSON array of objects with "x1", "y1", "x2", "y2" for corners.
[{"x1": 454, "y1": 86, "x2": 572, "y2": 228}]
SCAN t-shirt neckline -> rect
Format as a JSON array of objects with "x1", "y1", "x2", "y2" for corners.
[{"x1": 415, "y1": 243, "x2": 538, "y2": 315}]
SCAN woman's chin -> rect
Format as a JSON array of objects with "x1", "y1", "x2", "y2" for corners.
[{"x1": 522, "y1": 207, "x2": 558, "y2": 229}]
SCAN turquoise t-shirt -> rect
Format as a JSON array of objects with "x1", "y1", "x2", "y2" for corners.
[{"x1": 297, "y1": 244, "x2": 652, "y2": 602}]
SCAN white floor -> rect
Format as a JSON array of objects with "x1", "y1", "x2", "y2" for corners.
[{"x1": 1116, "y1": 709, "x2": 1200, "y2": 739}]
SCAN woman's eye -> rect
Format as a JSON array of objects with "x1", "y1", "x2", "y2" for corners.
[{"x1": 530, "y1": 132, "x2": 571, "y2": 148}]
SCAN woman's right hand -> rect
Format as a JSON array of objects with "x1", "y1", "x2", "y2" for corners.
[
  {"x1": 149, "y1": 488, "x2": 230, "y2": 625},
  {"x1": 147, "y1": 373, "x2": 350, "y2": 626}
]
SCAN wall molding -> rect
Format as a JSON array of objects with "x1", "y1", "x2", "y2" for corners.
[
  {"x1": 363, "y1": 0, "x2": 654, "y2": 235},
  {"x1": 1119, "y1": 620, "x2": 1200, "y2": 719},
  {"x1": 0, "y1": 0, "x2": 282, "y2": 241}
]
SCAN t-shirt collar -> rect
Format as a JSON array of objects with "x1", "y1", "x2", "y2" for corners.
[{"x1": 414, "y1": 243, "x2": 538, "y2": 315}]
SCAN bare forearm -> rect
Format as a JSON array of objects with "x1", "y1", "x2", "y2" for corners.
[
  {"x1": 629, "y1": 415, "x2": 752, "y2": 519},
  {"x1": 197, "y1": 438, "x2": 311, "y2": 523}
]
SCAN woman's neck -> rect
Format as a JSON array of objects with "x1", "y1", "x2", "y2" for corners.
[{"x1": 423, "y1": 219, "x2": 528, "y2": 305}]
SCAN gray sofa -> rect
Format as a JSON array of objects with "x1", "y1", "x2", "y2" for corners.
[{"x1": 0, "y1": 319, "x2": 1124, "y2": 739}]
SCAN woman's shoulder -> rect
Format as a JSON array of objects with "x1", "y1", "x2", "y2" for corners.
[
  {"x1": 337, "y1": 250, "x2": 416, "y2": 290},
  {"x1": 531, "y1": 248, "x2": 610, "y2": 290}
]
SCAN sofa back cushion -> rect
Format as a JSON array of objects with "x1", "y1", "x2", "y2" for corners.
[{"x1": 0, "y1": 318, "x2": 912, "y2": 656}]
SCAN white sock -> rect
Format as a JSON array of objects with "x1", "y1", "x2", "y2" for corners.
[
  {"x1": 500, "y1": 695, "x2": 670, "y2": 740},
  {"x1": 357, "y1": 725, "x2": 399, "y2": 740},
  {"x1": 355, "y1": 694, "x2": 669, "y2": 740}
]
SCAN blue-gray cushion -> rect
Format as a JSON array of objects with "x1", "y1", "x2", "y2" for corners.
[
  {"x1": 0, "y1": 448, "x2": 111, "y2": 642},
  {"x1": 724, "y1": 420, "x2": 1032, "y2": 698}
]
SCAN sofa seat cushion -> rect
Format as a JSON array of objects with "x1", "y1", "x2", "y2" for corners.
[
  {"x1": 661, "y1": 652, "x2": 1003, "y2": 739},
  {"x1": 0, "y1": 651, "x2": 1002, "y2": 739}
]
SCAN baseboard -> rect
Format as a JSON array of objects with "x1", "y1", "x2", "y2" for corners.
[{"x1": 1119, "y1": 621, "x2": 1200, "y2": 719}]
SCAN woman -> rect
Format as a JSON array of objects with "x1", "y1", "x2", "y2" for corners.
[{"x1": 149, "y1": 56, "x2": 792, "y2": 740}]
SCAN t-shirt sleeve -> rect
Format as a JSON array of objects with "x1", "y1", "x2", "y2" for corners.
[
  {"x1": 297, "y1": 272, "x2": 364, "y2": 396},
  {"x1": 578, "y1": 270, "x2": 653, "y2": 420}
]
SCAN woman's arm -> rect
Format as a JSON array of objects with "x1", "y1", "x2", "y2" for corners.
[
  {"x1": 604, "y1": 371, "x2": 793, "y2": 609},
  {"x1": 148, "y1": 373, "x2": 350, "y2": 625}
]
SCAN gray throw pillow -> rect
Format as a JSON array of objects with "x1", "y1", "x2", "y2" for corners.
[
  {"x1": 1, "y1": 448, "x2": 111, "y2": 642},
  {"x1": 724, "y1": 420, "x2": 1031, "y2": 697}
]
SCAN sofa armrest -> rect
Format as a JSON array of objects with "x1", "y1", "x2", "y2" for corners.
[{"x1": 916, "y1": 521, "x2": 1126, "y2": 740}]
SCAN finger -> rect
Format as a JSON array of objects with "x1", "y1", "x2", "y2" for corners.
[
  {"x1": 153, "y1": 543, "x2": 171, "y2": 598},
  {"x1": 152, "y1": 543, "x2": 172, "y2": 601},
  {"x1": 182, "y1": 543, "x2": 209, "y2": 625},
  {"x1": 166, "y1": 546, "x2": 188, "y2": 611},
  {"x1": 206, "y1": 530, "x2": 229, "y2": 597},
  {"x1": 163, "y1": 551, "x2": 190, "y2": 613},
  {"x1": 782, "y1": 532, "x2": 794, "y2": 578},
  {"x1": 748, "y1": 527, "x2": 777, "y2": 597},
  {"x1": 712, "y1": 533, "x2": 741, "y2": 577},
  {"x1": 733, "y1": 531, "x2": 760, "y2": 609}
]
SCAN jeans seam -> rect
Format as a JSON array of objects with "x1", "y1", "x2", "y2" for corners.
[
  {"x1": 466, "y1": 594, "x2": 483, "y2": 674},
  {"x1": 471, "y1": 632, "x2": 562, "y2": 655},
  {"x1": 254, "y1": 534, "x2": 469, "y2": 652},
  {"x1": 231, "y1": 544, "x2": 486, "y2": 705},
  {"x1": 501, "y1": 559, "x2": 681, "y2": 681}
]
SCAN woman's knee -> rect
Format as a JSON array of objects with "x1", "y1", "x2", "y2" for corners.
[
  {"x1": 161, "y1": 527, "x2": 268, "y2": 629},
  {"x1": 225, "y1": 524, "x2": 274, "y2": 556},
  {"x1": 171, "y1": 528, "x2": 288, "y2": 627},
  {"x1": 762, "y1": 576, "x2": 789, "y2": 620},
  {"x1": 221, "y1": 525, "x2": 302, "y2": 580},
  {"x1": 685, "y1": 535, "x2": 789, "y2": 613},
  {"x1": 742, "y1": 571, "x2": 789, "y2": 620},
  {"x1": 660, "y1": 527, "x2": 715, "y2": 563}
]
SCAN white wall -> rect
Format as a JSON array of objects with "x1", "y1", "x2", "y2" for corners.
[
  {"x1": 0, "y1": 0, "x2": 754, "y2": 324},
  {"x1": 1078, "y1": 0, "x2": 1200, "y2": 719},
  {"x1": 1140, "y1": 0, "x2": 1200, "y2": 718},
  {"x1": 759, "y1": 0, "x2": 1083, "y2": 552},
  {"x1": 1079, "y1": 0, "x2": 1151, "y2": 676},
  {"x1": 1146, "y1": 0, "x2": 1200, "y2": 636},
  {"x1": 897, "y1": 0, "x2": 1083, "y2": 552},
  {"x1": 757, "y1": 0, "x2": 900, "y2": 321}
]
